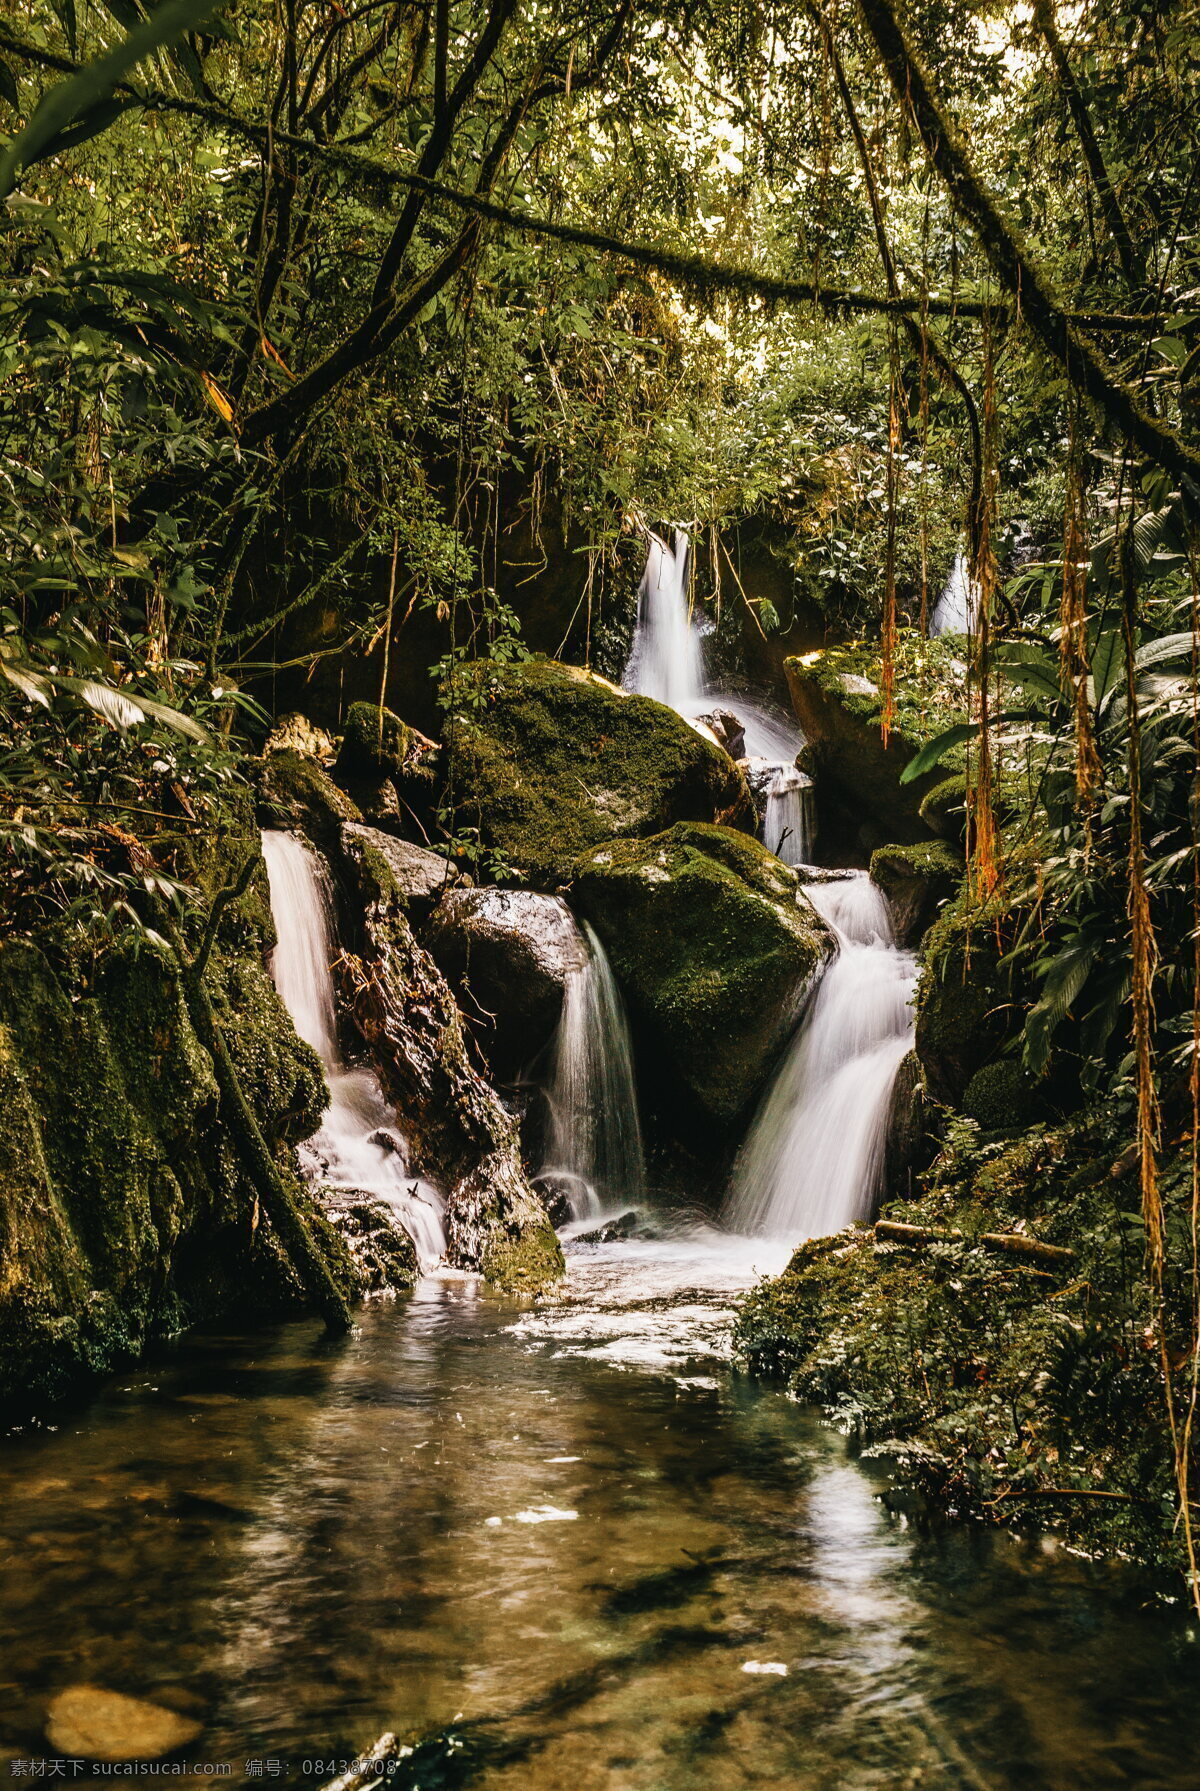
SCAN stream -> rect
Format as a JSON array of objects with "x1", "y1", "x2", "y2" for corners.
[{"x1": 3, "y1": 1254, "x2": 1200, "y2": 1788}]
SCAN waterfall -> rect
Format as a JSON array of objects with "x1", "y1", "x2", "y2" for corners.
[
  {"x1": 929, "y1": 553, "x2": 979, "y2": 637},
  {"x1": 623, "y1": 530, "x2": 810, "y2": 863},
  {"x1": 261, "y1": 829, "x2": 447, "y2": 1265},
  {"x1": 623, "y1": 530, "x2": 706, "y2": 711},
  {"x1": 762, "y1": 765, "x2": 816, "y2": 867},
  {"x1": 538, "y1": 921, "x2": 645, "y2": 1221},
  {"x1": 726, "y1": 874, "x2": 916, "y2": 1241}
]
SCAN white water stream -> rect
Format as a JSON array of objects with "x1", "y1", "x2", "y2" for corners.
[
  {"x1": 929, "y1": 551, "x2": 979, "y2": 636},
  {"x1": 538, "y1": 920, "x2": 645, "y2": 1221},
  {"x1": 727, "y1": 874, "x2": 916, "y2": 1239},
  {"x1": 261, "y1": 828, "x2": 447, "y2": 1264}
]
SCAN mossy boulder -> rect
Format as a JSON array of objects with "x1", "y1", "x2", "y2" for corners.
[
  {"x1": 257, "y1": 748, "x2": 361, "y2": 854},
  {"x1": 960, "y1": 1058, "x2": 1044, "y2": 1132},
  {"x1": 785, "y1": 634, "x2": 967, "y2": 848},
  {"x1": 443, "y1": 657, "x2": 752, "y2": 888},
  {"x1": 869, "y1": 839, "x2": 963, "y2": 947},
  {"x1": 914, "y1": 889, "x2": 1015, "y2": 1106},
  {"x1": 333, "y1": 702, "x2": 440, "y2": 831},
  {"x1": 919, "y1": 773, "x2": 968, "y2": 845},
  {"x1": 572, "y1": 822, "x2": 833, "y2": 1129}
]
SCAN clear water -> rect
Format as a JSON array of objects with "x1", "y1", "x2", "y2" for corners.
[{"x1": 3, "y1": 1240, "x2": 1200, "y2": 1788}]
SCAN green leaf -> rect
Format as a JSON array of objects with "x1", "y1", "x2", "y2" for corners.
[
  {"x1": 0, "y1": 59, "x2": 18, "y2": 110},
  {"x1": 1090, "y1": 628, "x2": 1125, "y2": 705},
  {"x1": 0, "y1": 0, "x2": 225, "y2": 200},
  {"x1": 899, "y1": 723, "x2": 978, "y2": 784},
  {"x1": 48, "y1": 0, "x2": 78, "y2": 59},
  {"x1": 1133, "y1": 632, "x2": 1195, "y2": 672}
]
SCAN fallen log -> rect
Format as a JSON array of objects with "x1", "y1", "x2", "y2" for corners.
[{"x1": 873, "y1": 1219, "x2": 1075, "y2": 1267}]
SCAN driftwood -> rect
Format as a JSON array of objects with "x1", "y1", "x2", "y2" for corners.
[
  {"x1": 321, "y1": 1735, "x2": 404, "y2": 1791},
  {"x1": 873, "y1": 1219, "x2": 1075, "y2": 1267}
]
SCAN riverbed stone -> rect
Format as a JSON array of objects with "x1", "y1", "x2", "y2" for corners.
[
  {"x1": 423, "y1": 887, "x2": 586, "y2": 1073},
  {"x1": 45, "y1": 1685, "x2": 202, "y2": 1761},
  {"x1": 572, "y1": 822, "x2": 833, "y2": 1129},
  {"x1": 442, "y1": 657, "x2": 753, "y2": 888}
]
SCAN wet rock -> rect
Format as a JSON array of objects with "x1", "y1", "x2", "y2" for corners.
[
  {"x1": 423, "y1": 888, "x2": 585, "y2": 1073},
  {"x1": 45, "y1": 1685, "x2": 203, "y2": 1761},
  {"x1": 793, "y1": 864, "x2": 858, "y2": 885},
  {"x1": 341, "y1": 822, "x2": 466, "y2": 925},
  {"x1": 869, "y1": 840, "x2": 963, "y2": 947},
  {"x1": 696, "y1": 708, "x2": 746, "y2": 759},
  {"x1": 339, "y1": 844, "x2": 563, "y2": 1291},
  {"x1": 442, "y1": 657, "x2": 753, "y2": 887},
  {"x1": 333, "y1": 702, "x2": 440, "y2": 833},
  {"x1": 573, "y1": 822, "x2": 834, "y2": 1131},
  {"x1": 574, "y1": 1209, "x2": 642, "y2": 1244},
  {"x1": 321, "y1": 1194, "x2": 420, "y2": 1292},
  {"x1": 919, "y1": 773, "x2": 968, "y2": 845},
  {"x1": 883, "y1": 1049, "x2": 934, "y2": 1200}
]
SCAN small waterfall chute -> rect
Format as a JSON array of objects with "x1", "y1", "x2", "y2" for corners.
[
  {"x1": 726, "y1": 873, "x2": 915, "y2": 1241},
  {"x1": 929, "y1": 553, "x2": 979, "y2": 637},
  {"x1": 623, "y1": 529, "x2": 810, "y2": 867},
  {"x1": 538, "y1": 920, "x2": 645, "y2": 1222},
  {"x1": 261, "y1": 829, "x2": 446, "y2": 1265},
  {"x1": 762, "y1": 764, "x2": 816, "y2": 867}
]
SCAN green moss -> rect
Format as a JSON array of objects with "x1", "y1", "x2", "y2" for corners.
[
  {"x1": 961, "y1": 1059, "x2": 1044, "y2": 1132},
  {"x1": 919, "y1": 774, "x2": 968, "y2": 844},
  {"x1": 572, "y1": 822, "x2": 831, "y2": 1125},
  {"x1": 914, "y1": 887, "x2": 1014, "y2": 1105},
  {"x1": 336, "y1": 702, "x2": 412, "y2": 781},
  {"x1": 870, "y1": 839, "x2": 962, "y2": 884},
  {"x1": 443, "y1": 657, "x2": 750, "y2": 888},
  {"x1": 480, "y1": 1215, "x2": 566, "y2": 1292},
  {"x1": 257, "y1": 748, "x2": 361, "y2": 853},
  {"x1": 792, "y1": 631, "x2": 969, "y2": 754}
]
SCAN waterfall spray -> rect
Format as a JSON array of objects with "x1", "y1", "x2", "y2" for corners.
[{"x1": 261, "y1": 830, "x2": 446, "y2": 1264}]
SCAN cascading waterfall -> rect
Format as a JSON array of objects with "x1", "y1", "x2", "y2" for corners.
[
  {"x1": 261, "y1": 828, "x2": 447, "y2": 1264},
  {"x1": 623, "y1": 529, "x2": 811, "y2": 859},
  {"x1": 762, "y1": 765, "x2": 816, "y2": 867},
  {"x1": 538, "y1": 921, "x2": 645, "y2": 1221},
  {"x1": 928, "y1": 552, "x2": 979, "y2": 637},
  {"x1": 726, "y1": 874, "x2": 916, "y2": 1240}
]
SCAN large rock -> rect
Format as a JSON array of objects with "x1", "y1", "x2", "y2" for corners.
[
  {"x1": 339, "y1": 837, "x2": 563, "y2": 1290},
  {"x1": 572, "y1": 823, "x2": 833, "y2": 1129},
  {"x1": 914, "y1": 890, "x2": 1013, "y2": 1106},
  {"x1": 257, "y1": 747, "x2": 360, "y2": 854},
  {"x1": 869, "y1": 840, "x2": 963, "y2": 947},
  {"x1": 424, "y1": 888, "x2": 585, "y2": 1074},
  {"x1": 784, "y1": 636, "x2": 967, "y2": 848},
  {"x1": 443, "y1": 657, "x2": 752, "y2": 888},
  {"x1": 333, "y1": 701, "x2": 440, "y2": 831},
  {"x1": 341, "y1": 822, "x2": 466, "y2": 924}
]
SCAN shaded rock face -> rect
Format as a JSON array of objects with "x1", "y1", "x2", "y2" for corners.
[
  {"x1": 258, "y1": 747, "x2": 361, "y2": 855},
  {"x1": 784, "y1": 649, "x2": 963, "y2": 849},
  {"x1": 321, "y1": 1195, "x2": 420, "y2": 1292},
  {"x1": 869, "y1": 840, "x2": 963, "y2": 948},
  {"x1": 572, "y1": 822, "x2": 833, "y2": 1132},
  {"x1": 334, "y1": 701, "x2": 440, "y2": 833},
  {"x1": 338, "y1": 837, "x2": 563, "y2": 1290},
  {"x1": 443, "y1": 657, "x2": 753, "y2": 888},
  {"x1": 883, "y1": 1049, "x2": 935, "y2": 1201},
  {"x1": 423, "y1": 887, "x2": 585, "y2": 1077},
  {"x1": 341, "y1": 822, "x2": 465, "y2": 925},
  {"x1": 0, "y1": 826, "x2": 372, "y2": 1413}
]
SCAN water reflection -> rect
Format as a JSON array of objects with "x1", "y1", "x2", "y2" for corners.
[{"x1": 1, "y1": 1247, "x2": 1198, "y2": 1788}]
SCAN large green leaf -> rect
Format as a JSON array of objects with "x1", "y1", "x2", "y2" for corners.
[
  {"x1": 898, "y1": 723, "x2": 978, "y2": 785},
  {"x1": 1133, "y1": 632, "x2": 1195, "y2": 672},
  {"x1": 0, "y1": 0, "x2": 225, "y2": 199},
  {"x1": 1090, "y1": 627, "x2": 1125, "y2": 705}
]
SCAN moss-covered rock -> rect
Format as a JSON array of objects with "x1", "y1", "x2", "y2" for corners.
[
  {"x1": 869, "y1": 839, "x2": 963, "y2": 947},
  {"x1": 785, "y1": 634, "x2": 967, "y2": 847},
  {"x1": 443, "y1": 657, "x2": 752, "y2": 888},
  {"x1": 333, "y1": 702, "x2": 440, "y2": 832},
  {"x1": 913, "y1": 888, "x2": 1015, "y2": 1106},
  {"x1": 960, "y1": 1058, "x2": 1044, "y2": 1132},
  {"x1": 257, "y1": 748, "x2": 361, "y2": 854},
  {"x1": 572, "y1": 822, "x2": 833, "y2": 1128},
  {"x1": 919, "y1": 773, "x2": 968, "y2": 844}
]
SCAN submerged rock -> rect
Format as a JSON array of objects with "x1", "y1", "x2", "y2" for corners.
[
  {"x1": 696, "y1": 708, "x2": 747, "y2": 759},
  {"x1": 869, "y1": 839, "x2": 963, "y2": 947},
  {"x1": 339, "y1": 836, "x2": 563, "y2": 1290},
  {"x1": 424, "y1": 887, "x2": 586, "y2": 1073},
  {"x1": 443, "y1": 657, "x2": 752, "y2": 887},
  {"x1": 45, "y1": 1685, "x2": 202, "y2": 1761},
  {"x1": 572, "y1": 822, "x2": 833, "y2": 1130}
]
